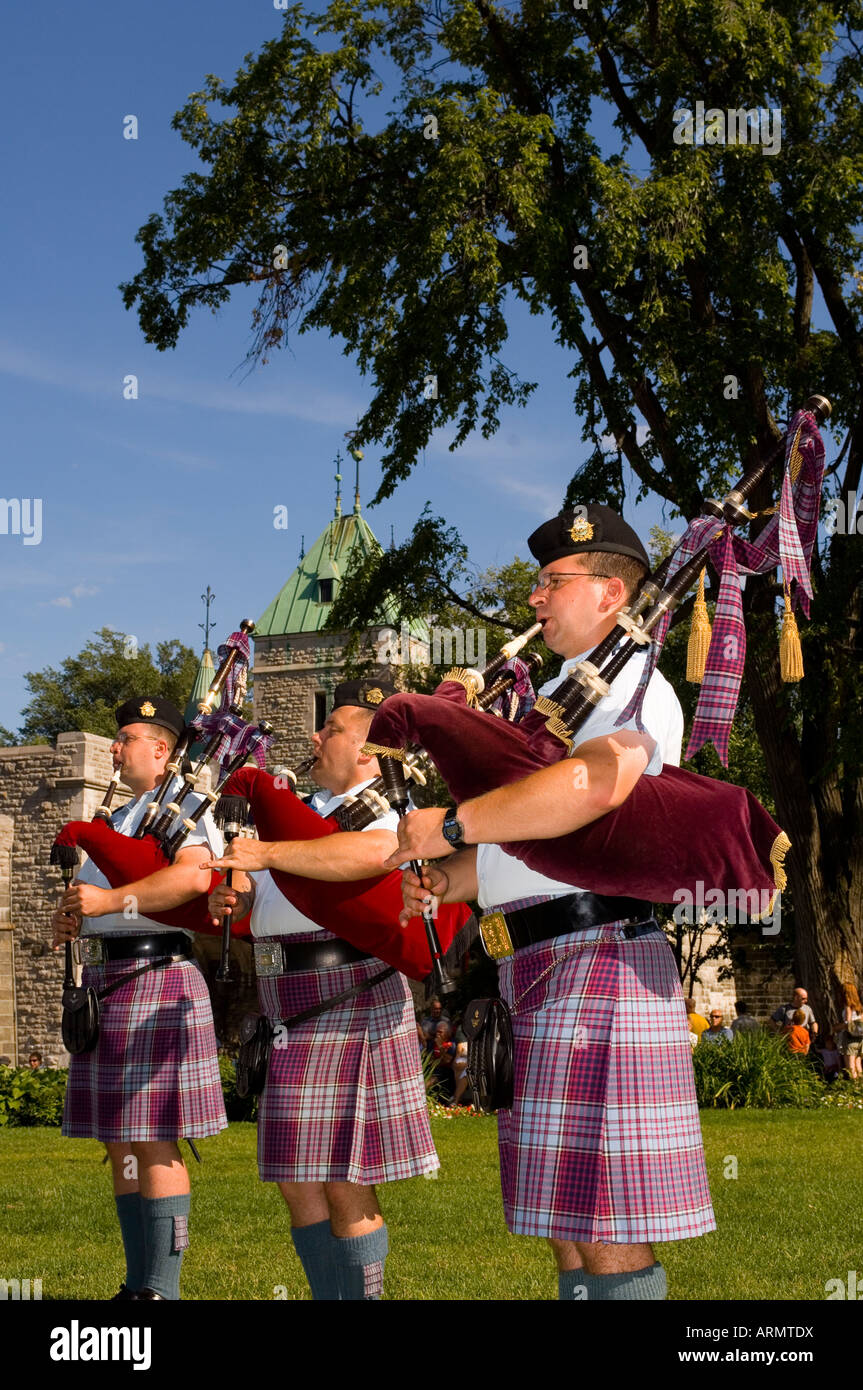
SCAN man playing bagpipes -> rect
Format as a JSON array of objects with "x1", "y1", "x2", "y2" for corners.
[
  {"x1": 396, "y1": 506, "x2": 715, "y2": 1302},
  {"x1": 206, "y1": 678, "x2": 438, "y2": 1302},
  {"x1": 52, "y1": 697, "x2": 227, "y2": 1301}
]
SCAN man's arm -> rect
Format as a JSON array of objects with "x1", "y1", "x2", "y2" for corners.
[
  {"x1": 207, "y1": 829, "x2": 397, "y2": 882},
  {"x1": 383, "y1": 730, "x2": 654, "y2": 867},
  {"x1": 60, "y1": 845, "x2": 217, "y2": 920}
]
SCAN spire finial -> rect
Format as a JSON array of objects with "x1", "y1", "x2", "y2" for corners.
[
  {"x1": 349, "y1": 444, "x2": 363, "y2": 514},
  {"x1": 199, "y1": 585, "x2": 216, "y2": 652},
  {"x1": 334, "y1": 452, "x2": 343, "y2": 519},
  {"x1": 299, "y1": 534, "x2": 305, "y2": 562}
]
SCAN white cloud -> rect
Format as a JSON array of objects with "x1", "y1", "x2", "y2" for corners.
[
  {"x1": 70, "y1": 584, "x2": 99, "y2": 598},
  {"x1": 50, "y1": 596, "x2": 73, "y2": 608}
]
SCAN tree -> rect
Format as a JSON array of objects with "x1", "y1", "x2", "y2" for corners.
[
  {"x1": 17, "y1": 629, "x2": 199, "y2": 744},
  {"x1": 120, "y1": 0, "x2": 863, "y2": 1030}
]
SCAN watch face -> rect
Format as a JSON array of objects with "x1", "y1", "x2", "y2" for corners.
[{"x1": 443, "y1": 811, "x2": 464, "y2": 845}]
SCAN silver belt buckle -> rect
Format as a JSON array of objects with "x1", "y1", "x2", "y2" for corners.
[
  {"x1": 253, "y1": 941, "x2": 285, "y2": 977},
  {"x1": 78, "y1": 937, "x2": 105, "y2": 965}
]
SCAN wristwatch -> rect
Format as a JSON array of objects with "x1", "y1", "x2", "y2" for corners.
[{"x1": 441, "y1": 806, "x2": 467, "y2": 849}]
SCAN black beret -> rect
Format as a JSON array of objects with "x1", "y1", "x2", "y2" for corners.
[
  {"x1": 114, "y1": 696, "x2": 186, "y2": 738},
  {"x1": 528, "y1": 504, "x2": 650, "y2": 570},
  {"x1": 332, "y1": 676, "x2": 396, "y2": 712}
]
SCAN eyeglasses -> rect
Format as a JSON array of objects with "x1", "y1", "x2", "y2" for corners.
[
  {"x1": 112, "y1": 733, "x2": 161, "y2": 747},
  {"x1": 530, "y1": 571, "x2": 614, "y2": 593}
]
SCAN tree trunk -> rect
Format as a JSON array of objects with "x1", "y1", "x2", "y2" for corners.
[{"x1": 746, "y1": 622, "x2": 863, "y2": 1036}]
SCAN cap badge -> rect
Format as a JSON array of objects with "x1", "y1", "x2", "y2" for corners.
[
  {"x1": 139, "y1": 701, "x2": 156, "y2": 718},
  {"x1": 569, "y1": 515, "x2": 594, "y2": 543},
  {"x1": 365, "y1": 687, "x2": 385, "y2": 706}
]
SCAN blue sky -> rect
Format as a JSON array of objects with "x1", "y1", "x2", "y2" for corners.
[{"x1": 0, "y1": 3, "x2": 829, "y2": 733}]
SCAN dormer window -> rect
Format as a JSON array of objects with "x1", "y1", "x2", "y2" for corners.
[{"x1": 319, "y1": 578, "x2": 334, "y2": 604}]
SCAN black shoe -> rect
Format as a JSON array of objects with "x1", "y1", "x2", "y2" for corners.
[
  {"x1": 133, "y1": 1289, "x2": 165, "y2": 1300},
  {"x1": 111, "y1": 1284, "x2": 138, "y2": 1301}
]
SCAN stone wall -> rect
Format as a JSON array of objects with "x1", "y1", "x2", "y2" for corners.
[{"x1": 0, "y1": 733, "x2": 133, "y2": 1064}]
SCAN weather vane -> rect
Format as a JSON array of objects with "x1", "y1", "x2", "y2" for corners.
[{"x1": 199, "y1": 585, "x2": 216, "y2": 651}]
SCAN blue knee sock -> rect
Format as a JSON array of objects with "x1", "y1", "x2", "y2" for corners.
[
  {"x1": 114, "y1": 1192, "x2": 146, "y2": 1291},
  {"x1": 332, "y1": 1223, "x2": 389, "y2": 1301},
  {"x1": 291, "y1": 1220, "x2": 342, "y2": 1301},
  {"x1": 140, "y1": 1194, "x2": 190, "y2": 1301},
  {"x1": 559, "y1": 1263, "x2": 667, "y2": 1301}
]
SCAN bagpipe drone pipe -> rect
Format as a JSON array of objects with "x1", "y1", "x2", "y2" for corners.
[
  {"x1": 219, "y1": 764, "x2": 472, "y2": 983},
  {"x1": 363, "y1": 399, "x2": 831, "y2": 913},
  {"x1": 51, "y1": 622, "x2": 271, "y2": 938}
]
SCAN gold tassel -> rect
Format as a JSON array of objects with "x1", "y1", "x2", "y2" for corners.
[
  {"x1": 779, "y1": 584, "x2": 804, "y2": 682},
  {"x1": 769, "y1": 830, "x2": 791, "y2": 893},
  {"x1": 686, "y1": 570, "x2": 712, "y2": 683}
]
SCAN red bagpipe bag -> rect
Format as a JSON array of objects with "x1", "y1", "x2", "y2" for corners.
[
  {"x1": 220, "y1": 766, "x2": 471, "y2": 980},
  {"x1": 51, "y1": 821, "x2": 251, "y2": 937},
  {"x1": 365, "y1": 685, "x2": 789, "y2": 908}
]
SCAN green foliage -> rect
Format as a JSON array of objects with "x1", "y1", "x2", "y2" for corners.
[
  {"x1": 692, "y1": 1030, "x2": 824, "y2": 1109},
  {"x1": 0, "y1": 1067, "x2": 68, "y2": 1127},
  {"x1": 17, "y1": 627, "x2": 200, "y2": 744}
]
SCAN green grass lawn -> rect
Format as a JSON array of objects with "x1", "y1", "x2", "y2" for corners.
[{"x1": 1, "y1": 1110, "x2": 860, "y2": 1300}]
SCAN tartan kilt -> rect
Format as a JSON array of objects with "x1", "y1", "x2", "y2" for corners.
[
  {"x1": 256, "y1": 934, "x2": 438, "y2": 1185},
  {"x1": 496, "y1": 921, "x2": 715, "y2": 1244},
  {"x1": 62, "y1": 955, "x2": 227, "y2": 1142}
]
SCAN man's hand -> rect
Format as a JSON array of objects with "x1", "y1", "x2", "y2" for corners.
[
  {"x1": 382, "y1": 808, "x2": 452, "y2": 869},
  {"x1": 60, "y1": 881, "x2": 114, "y2": 920},
  {"x1": 52, "y1": 906, "x2": 82, "y2": 948},
  {"x1": 208, "y1": 883, "x2": 245, "y2": 928},
  {"x1": 399, "y1": 864, "x2": 450, "y2": 928},
  {"x1": 205, "y1": 839, "x2": 273, "y2": 874}
]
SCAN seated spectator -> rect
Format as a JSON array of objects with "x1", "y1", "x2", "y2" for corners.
[
  {"x1": 28, "y1": 1051, "x2": 44, "y2": 1070},
  {"x1": 685, "y1": 997, "x2": 709, "y2": 1039},
  {"x1": 426, "y1": 1021, "x2": 456, "y2": 1100},
  {"x1": 771, "y1": 987, "x2": 818, "y2": 1040},
  {"x1": 782, "y1": 1009, "x2": 811, "y2": 1055},
  {"x1": 701, "y1": 1011, "x2": 734, "y2": 1044},
  {"x1": 837, "y1": 982, "x2": 863, "y2": 1080},
  {"x1": 730, "y1": 1000, "x2": 759, "y2": 1035},
  {"x1": 814, "y1": 1034, "x2": 842, "y2": 1082},
  {"x1": 452, "y1": 1041, "x2": 472, "y2": 1108},
  {"x1": 419, "y1": 997, "x2": 452, "y2": 1043}
]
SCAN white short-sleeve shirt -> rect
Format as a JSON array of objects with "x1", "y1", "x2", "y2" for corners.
[
  {"x1": 476, "y1": 648, "x2": 683, "y2": 910},
  {"x1": 78, "y1": 790, "x2": 224, "y2": 937},
  {"x1": 249, "y1": 779, "x2": 400, "y2": 938}
]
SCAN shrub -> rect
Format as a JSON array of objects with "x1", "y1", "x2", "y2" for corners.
[
  {"x1": 218, "y1": 1052, "x2": 258, "y2": 1122},
  {"x1": 692, "y1": 1030, "x2": 824, "y2": 1108},
  {"x1": 0, "y1": 1066, "x2": 68, "y2": 1127}
]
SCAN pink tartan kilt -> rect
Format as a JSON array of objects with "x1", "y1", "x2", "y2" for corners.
[
  {"x1": 496, "y1": 922, "x2": 716, "y2": 1244},
  {"x1": 62, "y1": 954, "x2": 227, "y2": 1143},
  {"x1": 255, "y1": 935, "x2": 438, "y2": 1185}
]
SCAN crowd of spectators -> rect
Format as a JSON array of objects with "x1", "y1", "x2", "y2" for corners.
[
  {"x1": 416, "y1": 999, "x2": 472, "y2": 1106},
  {"x1": 684, "y1": 984, "x2": 863, "y2": 1082}
]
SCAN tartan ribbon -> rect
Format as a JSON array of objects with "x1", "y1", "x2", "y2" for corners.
[
  {"x1": 616, "y1": 409, "x2": 825, "y2": 765},
  {"x1": 217, "y1": 628, "x2": 252, "y2": 711},
  {"x1": 488, "y1": 657, "x2": 538, "y2": 722},
  {"x1": 189, "y1": 712, "x2": 273, "y2": 775}
]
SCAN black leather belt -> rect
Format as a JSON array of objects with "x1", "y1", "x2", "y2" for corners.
[
  {"x1": 253, "y1": 937, "x2": 372, "y2": 976},
  {"x1": 80, "y1": 933, "x2": 193, "y2": 962},
  {"x1": 479, "y1": 893, "x2": 653, "y2": 959}
]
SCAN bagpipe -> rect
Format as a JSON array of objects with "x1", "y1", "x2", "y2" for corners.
[
  {"x1": 219, "y1": 757, "x2": 472, "y2": 984},
  {"x1": 363, "y1": 398, "x2": 831, "y2": 919},
  {"x1": 51, "y1": 623, "x2": 273, "y2": 937}
]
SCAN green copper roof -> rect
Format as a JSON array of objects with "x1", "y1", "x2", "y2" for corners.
[
  {"x1": 184, "y1": 648, "x2": 215, "y2": 725},
  {"x1": 256, "y1": 510, "x2": 427, "y2": 639}
]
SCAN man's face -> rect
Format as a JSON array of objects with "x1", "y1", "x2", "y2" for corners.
[
  {"x1": 709, "y1": 1012, "x2": 723, "y2": 1027},
  {"x1": 28, "y1": 1056, "x2": 39, "y2": 1068},
  {"x1": 794, "y1": 989, "x2": 807, "y2": 1006},
  {"x1": 431, "y1": 1002, "x2": 442, "y2": 1020},
  {"x1": 528, "y1": 557, "x2": 624, "y2": 657},
  {"x1": 109, "y1": 723, "x2": 168, "y2": 790},
  {"x1": 311, "y1": 706, "x2": 371, "y2": 794}
]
